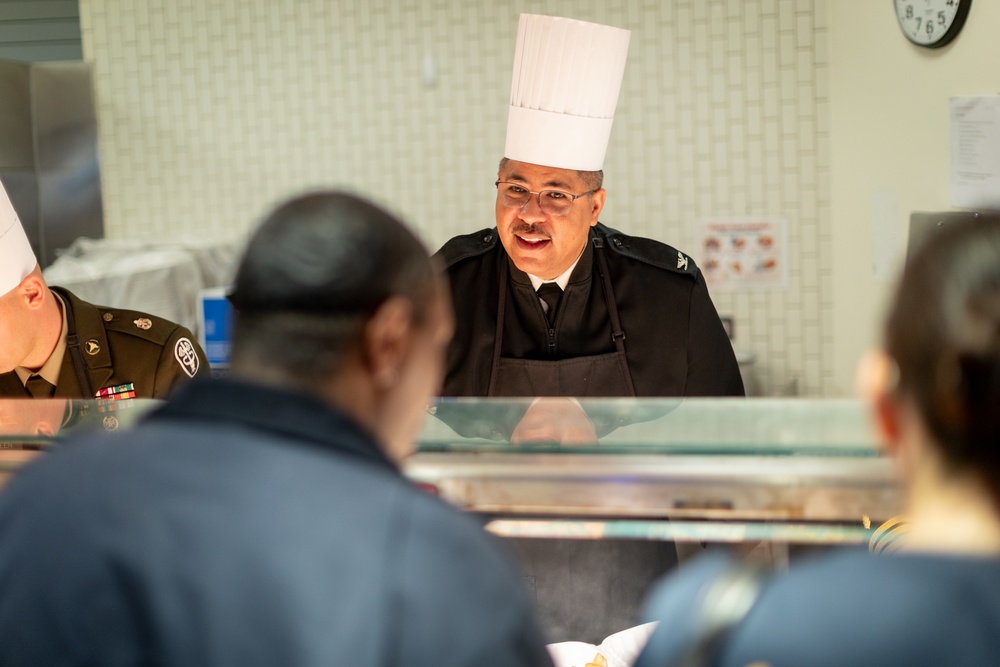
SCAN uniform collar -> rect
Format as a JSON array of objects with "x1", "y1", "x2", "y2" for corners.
[{"x1": 147, "y1": 378, "x2": 399, "y2": 473}]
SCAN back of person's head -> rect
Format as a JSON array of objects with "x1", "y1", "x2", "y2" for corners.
[
  {"x1": 884, "y1": 218, "x2": 1000, "y2": 487},
  {"x1": 228, "y1": 191, "x2": 437, "y2": 391}
]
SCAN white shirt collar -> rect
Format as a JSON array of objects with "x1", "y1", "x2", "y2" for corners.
[{"x1": 527, "y1": 256, "x2": 581, "y2": 292}]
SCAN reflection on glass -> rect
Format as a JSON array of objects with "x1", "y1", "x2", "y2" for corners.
[
  {"x1": 425, "y1": 397, "x2": 878, "y2": 456},
  {"x1": 0, "y1": 398, "x2": 71, "y2": 441},
  {"x1": 509, "y1": 398, "x2": 598, "y2": 446},
  {"x1": 0, "y1": 398, "x2": 158, "y2": 477},
  {"x1": 0, "y1": 399, "x2": 72, "y2": 479}
]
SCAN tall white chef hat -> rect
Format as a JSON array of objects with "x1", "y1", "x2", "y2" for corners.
[
  {"x1": 504, "y1": 14, "x2": 631, "y2": 172},
  {"x1": 0, "y1": 181, "x2": 38, "y2": 296}
]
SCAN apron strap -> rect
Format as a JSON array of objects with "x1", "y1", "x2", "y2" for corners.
[
  {"x1": 488, "y1": 238, "x2": 637, "y2": 398},
  {"x1": 486, "y1": 258, "x2": 509, "y2": 396},
  {"x1": 593, "y1": 236, "x2": 637, "y2": 397},
  {"x1": 61, "y1": 293, "x2": 96, "y2": 398}
]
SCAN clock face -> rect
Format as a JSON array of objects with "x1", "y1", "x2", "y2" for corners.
[{"x1": 894, "y1": 0, "x2": 971, "y2": 48}]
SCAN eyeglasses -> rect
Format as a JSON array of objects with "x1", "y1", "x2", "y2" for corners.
[{"x1": 495, "y1": 181, "x2": 596, "y2": 217}]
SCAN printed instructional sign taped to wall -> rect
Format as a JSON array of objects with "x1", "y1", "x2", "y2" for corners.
[
  {"x1": 951, "y1": 96, "x2": 1000, "y2": 211},
  {"x1": 698, "y1": 217, "x2": 788, "y2": 292}
]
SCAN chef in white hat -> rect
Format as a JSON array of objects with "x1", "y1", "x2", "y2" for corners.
[
  {"x1": 435, "y1": 13, "x2": 742, "y2": 400},
  {"x1": 431, "y1": 13, "x2": 745, "y2": 647},
  {"x1": 0, "y1": 181, "x2": 208, "y2": 399}
]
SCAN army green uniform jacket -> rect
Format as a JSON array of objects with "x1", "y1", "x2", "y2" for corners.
[{"x1": 0, "y1": 287, "x2": 209, "y2": 399}]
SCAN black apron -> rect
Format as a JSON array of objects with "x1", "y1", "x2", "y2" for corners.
[
  {"x1": 486, "y1": 237, "x2": 636, "y2": 397},
  {"x1": 482, "y1": 238, "x2": 677, "y2": 644}
]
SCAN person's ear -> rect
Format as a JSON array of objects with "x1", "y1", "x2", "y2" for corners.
[
  {"x1": 589, "y1": 189, "x2": 606, "y2": 226},
  {"x1": 857, "y1": 349, "x2": 902, "y2": 453},
  {"x1": 18, "y1": 274, "x2": 47, "y2": 310},
  {"x1": 363, "y1": 296, "x2": 414, "y2": 391}
]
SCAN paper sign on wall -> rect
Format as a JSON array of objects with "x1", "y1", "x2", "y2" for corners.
[
  {"x1": 698, "y1": 217, "x2": 788, "y2": 292},
  {"x1": 951, "y1": 96, "x2": 1000, "y2": 211}
]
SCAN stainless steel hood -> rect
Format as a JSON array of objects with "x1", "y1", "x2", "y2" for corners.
[{"x1": 0, "y1": 59, "x2": 103, "y2": 268}]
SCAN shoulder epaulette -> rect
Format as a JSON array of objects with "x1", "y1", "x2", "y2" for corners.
[
  {"x1": 433, "y1": 228, "x2": 500, "y2": 269},
  {"x1": 99, "y1": 309, "x2": 180, "y2": 346},
  {"x1": 595, "y1": 222, "x2": 701, "y2": 280}
]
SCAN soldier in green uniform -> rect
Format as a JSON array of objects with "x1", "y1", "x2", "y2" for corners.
[{"x1": 0, "y1": 182, "x2": 209, "y2": 399}]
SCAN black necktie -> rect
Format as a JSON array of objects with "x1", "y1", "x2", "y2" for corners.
[
  {"x1": 536, "y1": 283, "x2": 563, "y2": 326},
  {"x1": 25, "y1": 374, "x2": 55, "y2": 398}
]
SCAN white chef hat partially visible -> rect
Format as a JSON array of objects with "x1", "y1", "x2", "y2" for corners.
[
  {"x1": 504, "y1": 14, "x2": 631, "y2": 172},
  {"x1": 0, "y1": 180, "x2": 38, "y2": 296}
]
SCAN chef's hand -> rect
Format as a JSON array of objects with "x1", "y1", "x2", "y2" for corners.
[{"x1": 509, "y1": 397, "x2": 597, "y2": 446}]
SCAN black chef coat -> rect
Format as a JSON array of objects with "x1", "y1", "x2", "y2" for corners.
[
  {"x1": 434, "y1": 222, "x2": 744, "y2": 399},
  {"x1": 433, "y1": 222, "x2": 745, "y2": 643}
]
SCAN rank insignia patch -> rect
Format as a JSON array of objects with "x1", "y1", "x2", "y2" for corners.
[
  {"x1": 174, "y1": 337, "x2": 200, "y2": 378},
  {"x1": 134, "y1": 318, "x2": 152, "y2": 330}
]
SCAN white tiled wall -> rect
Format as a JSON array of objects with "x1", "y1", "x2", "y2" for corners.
[{"x1": 80, "y1": 0, "x2": 831, "y2": 396}]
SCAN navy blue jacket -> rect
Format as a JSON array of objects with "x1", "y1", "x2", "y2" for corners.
[
  {"x1": 636, "y1": 549, "x2": 1000, "y2": 667},
  {"x1": 0, "y1": 379, "x2": 552, "y2": 667}
]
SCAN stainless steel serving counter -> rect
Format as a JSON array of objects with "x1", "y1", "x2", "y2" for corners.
[
  {"x1": 2, "y1": 396, "x2": 901, "y2": 545},
  {"x1": 407, "y1": 397, "x2": 900, "y2": 546}
]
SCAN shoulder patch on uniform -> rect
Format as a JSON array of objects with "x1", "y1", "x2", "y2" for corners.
[
  {"x1": 174, "y1": 337, "x2": 200, "y2": 378},
  {"x1": 596, "y1": 222, "x2": 701, "y2": 280},
  {"x1": 432, "y1": 228, "x2": 499, "y2": 269}
]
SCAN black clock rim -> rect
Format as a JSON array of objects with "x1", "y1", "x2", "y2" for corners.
[{"x1": 895, "y1": 0, "x2": 973, "y2": 49}]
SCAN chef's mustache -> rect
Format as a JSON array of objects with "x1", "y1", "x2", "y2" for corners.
[{"x1": 511, "y1": 223, "x2": 550, "y2": 239}]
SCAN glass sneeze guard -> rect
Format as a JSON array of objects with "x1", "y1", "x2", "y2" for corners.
[
  {"x1": 421, "y1": 396, "x2": 878, "y2": 456},
  {"x1": 2, "y1": 396, "x2": 899, "y2": 545},
  {"x1": 412, "y1": 397, "x2": 898, "y2": 545}
]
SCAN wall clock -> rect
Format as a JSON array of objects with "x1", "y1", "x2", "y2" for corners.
[{"x1": 894, "y1": 0, "x2": 972, "y2": 48}]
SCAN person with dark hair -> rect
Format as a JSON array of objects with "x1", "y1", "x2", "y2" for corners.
[
  {"x1": 0, "y1": 181, "x2": 209, "y2": 398},
  {"x1": 634, "y1": 217, "x2": 1000, "y2": 667},
  {"x1": 432, "y1": 14, "x2": 742, "y2": 645},
  {"x1": 0, "y1": 191, "x2": 553, "y2": 667},
  {"x1": 435, "y1": 15, "x2": 742, "y2": 401}
]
